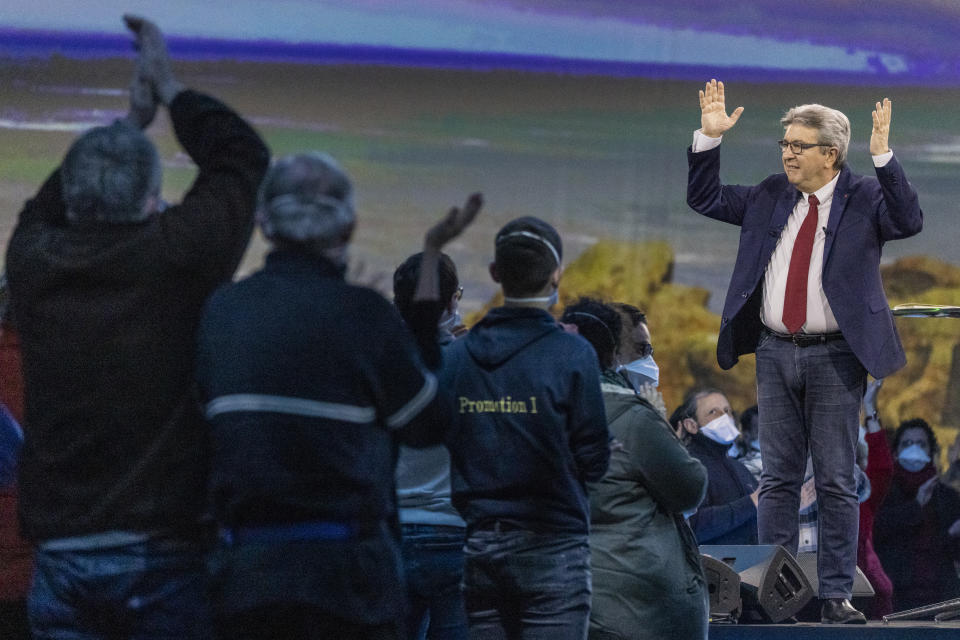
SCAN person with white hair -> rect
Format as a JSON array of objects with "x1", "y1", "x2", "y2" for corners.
[
  {"x1": 196, "y1": 151, "x2": 480, "y2": 639},
  {"x1": 686, "y1": 79, "x2": 923, "y2": 624},
  {"x1": 4, "y1": 15, "x2": 269, "y2": 638}
]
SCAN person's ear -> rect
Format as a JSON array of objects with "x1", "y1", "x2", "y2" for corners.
[
  {"x1": 682, "y1": 417, "x2": 699, "y2": 435},
  {"x1": 552, "y1": 265, "x2": 564, "y2": 287},
  {"x1": 489, "y1": 261, "x2": 500, "y2": 283},
  {"x1": 824, "y1": 147, "x2": 839, "y2": 169}
]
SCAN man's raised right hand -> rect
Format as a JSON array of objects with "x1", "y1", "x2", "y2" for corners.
[{"x1": 699, "y1": 79, "x2": 744, "y2": 138}]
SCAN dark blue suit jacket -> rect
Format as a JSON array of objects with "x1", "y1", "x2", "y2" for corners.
[{"x1": 686, "y1": 145, "x2": 923, "y2": 379}]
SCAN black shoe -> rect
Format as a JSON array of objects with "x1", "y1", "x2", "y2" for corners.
[{"x1": 821, "y1": 598, "x2": 867, "y2": 624}]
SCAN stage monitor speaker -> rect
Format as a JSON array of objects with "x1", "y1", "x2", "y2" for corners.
[
  {"x1": 699, "y1": 545, "x2": 814, "y2": 623},
  {"x1": 700, "y1": 554, "x2": 742, "y2": 622},
  {"x1": 794, "y1": 551, "x2": 875, "y2": 621}
]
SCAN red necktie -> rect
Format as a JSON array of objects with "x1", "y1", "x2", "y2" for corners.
[{"x1": 782, "y1": 194, "x2": 819, "y2": 334}]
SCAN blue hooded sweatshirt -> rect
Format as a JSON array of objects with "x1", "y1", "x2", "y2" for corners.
[{"x1": 441, "y1": 306, "x2": 609, "y2": 535}]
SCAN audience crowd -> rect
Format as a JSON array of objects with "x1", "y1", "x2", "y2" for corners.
[{"x1": 0, "y1": 13, "x2": 958, "y2": 640}]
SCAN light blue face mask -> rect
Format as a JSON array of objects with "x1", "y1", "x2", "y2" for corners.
[
  {"x1": 898, "y1": 444, "x2": 931, "y2": 472},
  {"x1": 620, "y1": 356, "x2": 659, "y2": 390}
]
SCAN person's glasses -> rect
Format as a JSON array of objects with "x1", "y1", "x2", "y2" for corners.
[
  {"x1": 635, "y1": 342, "x2": 654, "y2": 358},
  {"x1": 778, "y1": 140, "x2": 832, "y2": 155},
  {"x1": 454, "y1": 285, "x2": 464, "y2": 301}
]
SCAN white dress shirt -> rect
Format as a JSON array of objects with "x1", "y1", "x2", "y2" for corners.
[{"x1": 691, "y1": 130, "x2": 894, "y2": 334}]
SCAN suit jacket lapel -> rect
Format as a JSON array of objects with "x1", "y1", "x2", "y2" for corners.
[
  {"x1": 761, "y1": 187, "x2": 800, "y2": 265},
  {"x1": 823, "y1": 166, "x2": 853, "y2": 265}
]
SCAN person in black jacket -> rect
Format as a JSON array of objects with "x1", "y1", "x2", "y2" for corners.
[
  {"x1": 874, "y1": 419, "x2": 960, "y2": 611},
  {"x1": 196, "y1": 150, "x2": 480, "y2": 639},
  {"x1": 4, "y1": 16, "x2": 269, "y2": 639},
  {"x1": 671, "y1": 388, "x2": 759, "y2": 545},
  {"x1": 440, "y1": 217, "x2": 610, "y2": 640},
  {"x1": 561, "y1": 298, "x2": 709, "y2": 640}
]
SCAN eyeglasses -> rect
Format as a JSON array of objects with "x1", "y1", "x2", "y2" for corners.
[
  {"x1": 634, "y1": 342, "x2": 654, "y2": 358},
  {"x1": 778, "y1": 140, "x2": 833, "y2": 155},
  {"x1": 454, "y1": 286, "x2": 463, "y2": 301}
]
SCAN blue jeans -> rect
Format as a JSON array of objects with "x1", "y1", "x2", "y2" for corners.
[
  {"x1": 463, "y1": 527, "x2": 591, "y2": 640},
  {"x1": 28, "y1": 538, "x2": 211, "y2": 639},
  {"x1": 755, "y1": 331, "x2": 865, "y2": 599},
  {"x1": 401, "y1": 523, "x2": 468, "y2": 640}
]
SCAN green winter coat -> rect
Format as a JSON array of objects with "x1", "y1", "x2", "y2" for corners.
[{"x1": 587, "y1": 376, "x2": 710, "y2": 640}]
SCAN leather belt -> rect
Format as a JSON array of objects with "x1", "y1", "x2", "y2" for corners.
[{"x1": 764, "y1": 328, "x2": 844, "y2": 348}]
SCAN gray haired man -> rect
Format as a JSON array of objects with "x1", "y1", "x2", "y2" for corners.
[
  {"x1": 687, "y1": 80, "x2": 922, "y2": 624},
  {"x1": 196, "y1": 152, "x2": 479, "y2": 639},
  {"x1": 5, "y1": 15, "x2": 269, "y2": 638}
]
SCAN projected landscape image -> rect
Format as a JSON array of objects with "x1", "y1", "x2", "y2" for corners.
[{"x1": 1, "y1": 0, "x2": 959, "y2": 421}]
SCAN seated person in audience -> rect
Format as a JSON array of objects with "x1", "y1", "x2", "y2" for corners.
[
  {"x1": 857, "y1": 378, "x2": 894, "y2": 618},
  {"x1": 561, "y1": 298, "x2": 708, "y2": 640},
  {"x1": 874, "y1": 418, "x2": 960, "y2": 612},
  {"x1": 671, "y1": 389, "x2": 759, "y2": 545}
]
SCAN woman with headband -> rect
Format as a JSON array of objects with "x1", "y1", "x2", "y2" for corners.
[{"x1": 561, "y1": 298, "x2": 710, "y2": 640}]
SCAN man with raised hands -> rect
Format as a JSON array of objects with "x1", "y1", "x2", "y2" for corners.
[{"x1": 686, "y1": 79, "x2": 922, "y2": 624}]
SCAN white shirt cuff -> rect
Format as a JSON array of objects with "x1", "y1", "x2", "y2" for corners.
[
  {"x1": 872, "y1": 150, "x2": 893, "y2": 167},
  {"x1": 692, "y1": 129, "x2": 722, "y2": 153}
]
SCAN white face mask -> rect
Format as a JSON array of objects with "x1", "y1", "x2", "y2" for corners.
[
  {"x1": 620, "y1": 356, "x2": 659, "y2": 390},
  {"x1": 898, "y1": 444, "x2": 931, "y2": 472},
  {"x1": 503, "y1": 287, "x2": 559, "y2": 308},
  {"x1": 547, "y1": 287, "x2": 559, "y2": 308},
  {"x1": 438, "y1": 308, "x2": 461, "y2": 333},
  {"x1": 699, "y1": 414, "x2": 740, "y2": 445}
]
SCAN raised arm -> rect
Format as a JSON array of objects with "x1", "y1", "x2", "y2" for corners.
[
  {"x1": 699, "y1": 79, "x2": 744, "y2": 138},
  {"x1": 415, "y1": 193, "x2": 483, "y2": 304},
  {"x1": 407, "y1": 194, "x2": 482, "y2": 368},
  {"x1": 121, "y1": 67, "x2": 158, "y2": 131},
  {"x1": 869, "y1": 97, "x2": 923, "y2": 240},
  {"x1": 122, "y1": 15, "x2": 269, "y2": 272}
]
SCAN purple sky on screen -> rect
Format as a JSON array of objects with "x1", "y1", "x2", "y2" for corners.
[{"x1": 2, "y1": 0, "x2": 959, "y2": 85}]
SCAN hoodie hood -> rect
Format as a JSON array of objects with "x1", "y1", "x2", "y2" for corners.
[{"x1": 465, "y1": 306, "x2": 560, "y2": 367}]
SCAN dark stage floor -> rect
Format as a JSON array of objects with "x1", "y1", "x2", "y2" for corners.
[{"x1": 709, "y1": 620, "x2": 960, "y2": 639}]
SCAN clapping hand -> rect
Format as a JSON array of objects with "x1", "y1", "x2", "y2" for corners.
[
  {"x1": 425, "y1": 193, "x2": 483, "y2": 253},
  {"x1": 414, "y1": 193, "x2": 482, "y2": 304},
  {"x1": 870, "y1": 98, "x2": 892, "y2": 156},
  {"x1": 949, "y1": 518, "x2": 960, "y2": 538},
  {"x1": 635, "y1": 383, "x2": 667, "y2": 420},
  {"x1": 699, "y1": 79, "x2": 744, "y2": 138},
  {"x1": 863, "y1": 378, "x2": 883, "y2": 415},
  {"x1": 917, "y1": 475, "x2": 938, "y2": 507},
  {"x1": 124, "y1": 67, "x2": 157, "y2": 130},
  {"x1": 123, "y1": 15, "x2": 184, "y2": 105}
]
